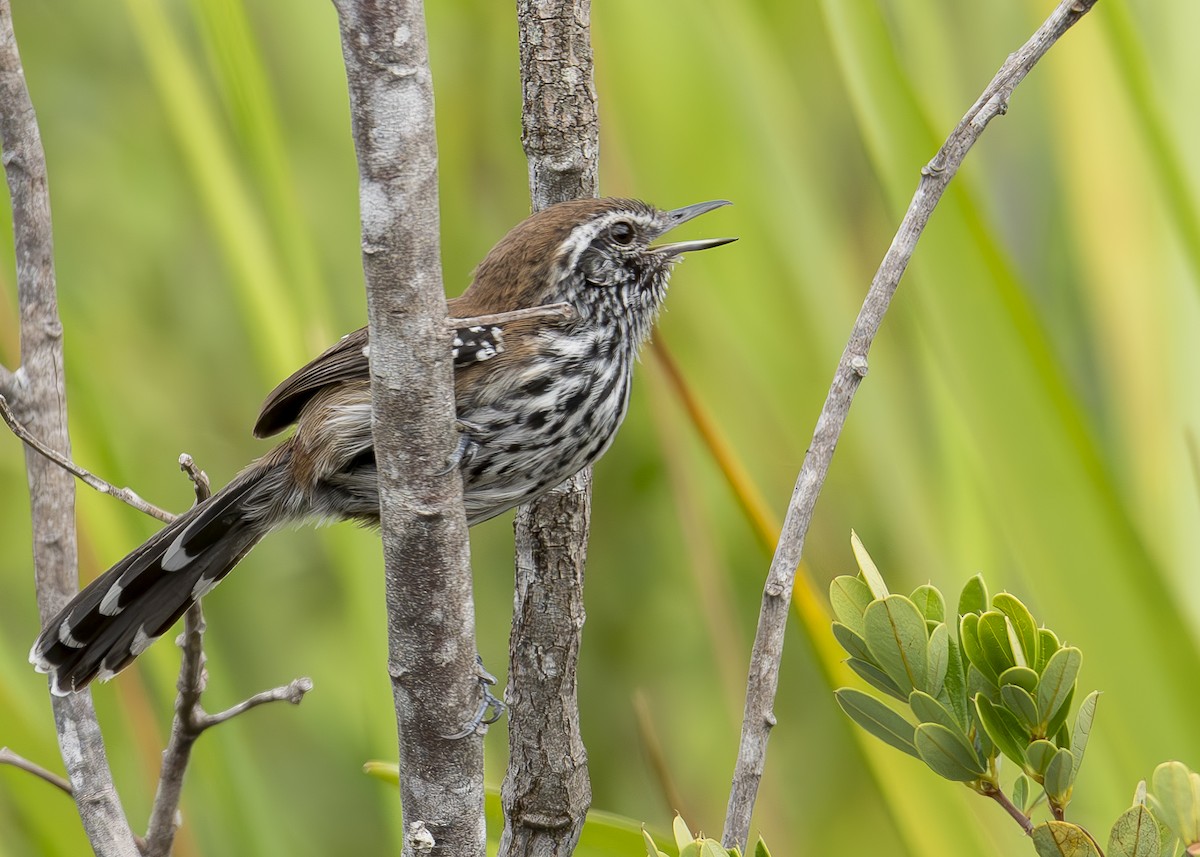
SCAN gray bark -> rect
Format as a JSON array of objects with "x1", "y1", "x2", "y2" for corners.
[
  {"x1": 501, "y1": 2, "x2": 599, "y2": 855},
  {"x1": 333, "y1": 1, "x2": 486, "y2": 855},
  {"x1": 0, "y1": 2, "x2": 139, "y2": 854}
]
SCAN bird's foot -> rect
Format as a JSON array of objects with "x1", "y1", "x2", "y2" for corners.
[
  {"x1": 436, "y1": 421, "x2": 484, "y2": 477},
  {"x1": 443, "y1": 656, "x2": 505, "y2": 739}
]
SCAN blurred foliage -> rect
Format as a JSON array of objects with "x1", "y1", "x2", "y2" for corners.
[{"x1": 1, "y1": 0, "x2": 1199, "y2": 855}]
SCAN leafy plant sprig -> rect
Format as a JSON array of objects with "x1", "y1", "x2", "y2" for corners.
[
  {"x1": 831, "y1": 533, "x2": 1200, "y2": 856},
  {"x1": 642, "y1": 816, "x2": 771, "y2": 857}
]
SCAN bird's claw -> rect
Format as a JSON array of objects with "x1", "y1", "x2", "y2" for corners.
[
  {"x1": 442, "y1": 657, "x2": 506, "y2": 739},
  {"x1": 436, "y1": 421, "x2": 483, "y2": 477}
]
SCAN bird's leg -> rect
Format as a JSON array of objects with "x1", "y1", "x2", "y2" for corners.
[
  {"x1": 437, "y1": 420, "x2": 483, "y2": 477},
  {"x1": 442, "y1": 655, "x2": 506, "y2": 739}
]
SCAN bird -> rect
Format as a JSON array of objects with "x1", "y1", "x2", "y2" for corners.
[{"x1": 30, "y1": 196, "x2": 735, "y2": 695}]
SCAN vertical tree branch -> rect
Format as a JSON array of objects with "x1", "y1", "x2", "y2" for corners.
[
  {"x1": 0, "y1": 3, "x2": 140, "y2": 854},
  {"x1": 500, "y1": 3, "x2": 598, "y2": 856},
  {"x1": 720, "y1": 1, "x2": 1101, "y2": 851},
  {"x1": 333, "y1": 2, "x2": 485, "y2": 855}
]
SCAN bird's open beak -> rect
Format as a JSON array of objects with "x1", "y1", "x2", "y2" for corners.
[{"x1": 653, "y1": 199, "x2": 737, "y2": 257}]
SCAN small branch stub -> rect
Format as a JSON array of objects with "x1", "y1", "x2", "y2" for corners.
[
  {"x1": 407, "y1": 821, "x2": 436, "y2": 853},
  {"x1": 0, "y1": 394, "x2": 174, "y2": 522},
  {"x1": 0, "y1": 746, "x2": 73, "y2": 796}
]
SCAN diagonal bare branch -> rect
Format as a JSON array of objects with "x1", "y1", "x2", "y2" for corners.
[
  {"x1": 0, "y1": 394, "x2": 175, "y2": 522},
  {"x1": 720, "y1": 1, "x2": 1103, "y2": 851}
]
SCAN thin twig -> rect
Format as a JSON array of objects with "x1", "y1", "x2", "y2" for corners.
[
  {"x1": 179, "y1": 452, "x2": 210, "y2": 505},
  {"x1": 982, "y1": 783, "x2": 1034, "y2": 836},
  {"x1": 197, "y1": 678, "x2": 314, "y2": 729},
  {"x1": 0, "y1": 394, "x2": 174, "y2": 522},
  {"x1": 446, "y1": 302, "x2": 574, "y2": 329},
  {"x1": 0, "y1": 0, "x2": 140, "y2": 851},
  {"x1": 0, "y1": 747, "x2": 73, "y2": 796},
  {"x1": 500, "y1": 3, "x2": 598, "y2": 856},
  {"x1": 720, "y1": 1, "x2": 1102, "y2": 851},
  {"x1": 144, "y1": 598, "x2": 314, "y2": 856},
  {"x1": 142, "y1": 455, "x2": 310, "y2": 857}
]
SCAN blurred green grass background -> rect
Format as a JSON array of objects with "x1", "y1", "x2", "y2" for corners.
[{"x1": 2, "y1": 0, "x2": 1199, "y2": 854}]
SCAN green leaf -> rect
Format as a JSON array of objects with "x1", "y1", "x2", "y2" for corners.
[
  {"x1": 1045, "y1": 687, "x2": 1076, "y2": 743},
  {"x1": 1152, "y1": 761, "x2": 1200, "y2": 845},
  {"x1": 1071, "y1": 691, "x2": 1100, "y2": 779},
  {"x1": 1014, "y1": 774, "x2": 1032, "y2": 814},
  {"x1": 644, "y1": 828, "x2": 670, "y2": 857},
  {"x1": 1037, "y1": 628, "x2": 1061, "y2": 673},
  {"x1": 993, "y1": 592, "x2": 1039, "y2": 667},
  {"x1": 1106, "y1": 804, "x2": 1160, "y2": 857},
  {"x1": 974, "y1": 694, "x2": 1029, "y2": 767},
  {"x1": 914, "y1": 722, "x2": 987, "y2": 782},
  {"x1": 926, "y1": 623, "x2": 950, "y2": 698},
  {"x1": 1037, "y1": 648, "x2": 1082, "y2": 731},
  {"x1": 958, "y1": 574, "x2": 989, "y2": 618},
  {"x1": 864, "y1": 595, "x2": 928, "y2": 696},
  {"x1": 999, "y1": 684, "x2": 1040, "y2": 734},
  {"x1": 977, "y1": 611, "x2": 1017, "y2": 679},
  {"x1": 999, "y1": 665, "x2": 1040, "y2": 695},
  {"x1": 967, "y1": 663, "x2": 999, "y2": 704},
  {"x1": 1134, "y1": 779, "x2": 1148, "y2": 807},
  {"x1": 960, "y1": 613, "x2": 997, "y2": 686},
  {"x1": 1032, "y1": 821, "x2": 1102, "y2": 857},
  {"x1": 830, "y1": 575, "x2": 872, "y2": 636},
  {"x1": 752, "y1": 838, "x2": 771, "y2": 857},
  {"x1": 910, "y1": 584, "x2": 945, "y2": 623},
  {"x1": 1027, "y1": 739, "x2": 1059, "y2": 777},
  {"x1": 1044, "y1": 747, "x2": 1075, "y2": 806},
  {"x1": 942, "y1": 638, "x2": 969, "y2": 726},
  {"x1": 832, "y1": 621, "x2": 872, "y2": 662},
  {"x1": 974, "y1": 710, "x2": 996, "y2": 762},
  {"x1": 835, "y1": 688, "x2": 918, "y2": 757},
  {"x1": 850, "y1": 531, "x2": 889, "y2": 600},
  {"x1": 673, "y1": 816, "x2": 694, "y2": 851},
  {"x1": 909, "y1": 689, "x2": 962, "y2": 733},
  {"x1": 362, "y1": 760, "x2": 399, "y2": 784},
  {"x1": 846, "y1": 658, "x2": 907, "y2": 702}
]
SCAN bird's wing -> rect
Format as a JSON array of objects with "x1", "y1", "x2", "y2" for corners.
[
  {"x1": 253, "y1": 328, "x2": 371, "y2": 438},
  {"x1": 252, "y1": 323, "x2": 509, "y2": 438}
]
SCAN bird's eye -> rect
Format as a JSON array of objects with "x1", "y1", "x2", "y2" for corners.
[{"x1": 610, "y1": 221, "x2": 635, "y2": 245}]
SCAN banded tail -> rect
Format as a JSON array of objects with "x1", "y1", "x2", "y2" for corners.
[{"x1": 30, "y1": 464, "x2": 275, "y2": 695}]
